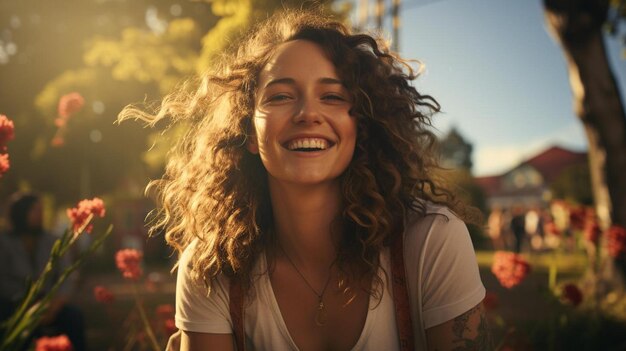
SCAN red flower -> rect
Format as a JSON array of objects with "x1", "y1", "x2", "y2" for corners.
[
  {"x1": 607, "y1": 225, "x2": 626, "y2": 258},
  {"x1": 491, "y1": 251, "x2": 531, "y2": 289},
  {"x1": 51, "y1": 136, "x2": 65, "y2": 147},
  {"x1": 569, "y1": 207, "x2": 586, "y2": 231},
  {"x1": 57, "y1": 92, "x2": 85, "y2": 119},
  {"x1": 545, "y1": 221, "x2": 560, "y2": 236},
  {"x1": 66, "y1": 197, "x2": 106, "y2": 234},
  {"x1": 115, "y1": 249, "x2": 143, "y2": 280},
  {"x1": 93, "y1": 285, "x2": 114, "y2": 303},
  {"x1": 561, "y1": 283, "x2": 583, "y2": 307},
  {"x1": 0, "y1": 114, "x2": 15, "y2": 151},
  {"x1": 156, "y1": 304, "x2": 175, "y2": 319},
  {"x1": 482, "y1": 291, "x2": 499, "y2": 311},
  {"x1": 584, "y1": 221, "x2": 602, "y2": 245},
  {"x1": 35, "y1": 334, "x2": 73, "y2": 351},
  {"x1": 0, "y1": 153, "x2": 9, "y2": 176}
]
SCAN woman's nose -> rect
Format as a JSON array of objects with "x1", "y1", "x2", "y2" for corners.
[{"x1": 293, "y1": 97, "x2": 322, "y2": 125}]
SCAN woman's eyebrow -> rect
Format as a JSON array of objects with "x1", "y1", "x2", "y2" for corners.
[
  {"x1": 318, "y1": 77, "x2": 343, "y2": 86},
  {"x1": 264, "y1": 77, "x2": 295, "y2": 88},
  {"x1": 263, "y1": 77, "x2": 344, "y2": 89}
]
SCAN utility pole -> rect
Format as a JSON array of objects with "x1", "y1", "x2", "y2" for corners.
[
  {"x1": 358, "y1": 0, "x2": 369, "y2": 29},
  {"x1": 392, "y1": 0, "x2": 401, "y2": 52},
  {"x1": 358, "y1": 0, "x2": 401, "y2": 51},
  {"x1": 376, "y1": 0, "x2": 384, "y2": 29}
]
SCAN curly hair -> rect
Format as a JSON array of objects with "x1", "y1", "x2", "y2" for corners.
[{"x1": 119, "y1": 9, "x2": 477, "y2": 298}]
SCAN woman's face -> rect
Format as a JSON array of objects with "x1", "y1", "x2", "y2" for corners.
[{"x1": 250, "y1": 39, "x2": 357, "y2": 187}]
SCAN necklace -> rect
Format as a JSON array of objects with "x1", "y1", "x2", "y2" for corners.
[{"x1": 278, "y1": 244, "x2": 336, "y2": 326}]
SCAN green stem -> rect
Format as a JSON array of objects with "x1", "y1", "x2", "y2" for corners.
[
  {"x1": 548, "y1": 250, "x2": 558, "y2": 291},
  {"x1": 0, "y1": 224, "x2": 112, "y2": 351},
  {"x1": 131, "y1": 283, "x2": 161, "y2": 351}
]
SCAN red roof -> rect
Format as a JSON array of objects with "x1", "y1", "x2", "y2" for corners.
[
  {"x1": 475, "y1": 145, "x2": 587, "y2": 196},
  {"x1": 475, "y1": 175, "x2": 501, "y2": 197},
  {"x1": 523, "y1": 146, "x2": 587, "y2": 183}
]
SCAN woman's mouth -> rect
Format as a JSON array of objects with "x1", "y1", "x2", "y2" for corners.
[{"x1": 284, "y1": 137, "x2": 334, "y2": 152}]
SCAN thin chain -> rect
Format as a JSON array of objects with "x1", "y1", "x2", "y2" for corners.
[{"x1": 278, "y1": 244, "x2": 336, "y2": 301}]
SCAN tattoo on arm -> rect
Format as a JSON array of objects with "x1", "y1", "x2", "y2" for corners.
[{"x1": 450, "y1": 304, "x2": 493, "y2": 351}]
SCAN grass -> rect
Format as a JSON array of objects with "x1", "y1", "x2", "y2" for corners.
[{"x1": 476, "y1": 250, "x2": 588, "y2": 273}]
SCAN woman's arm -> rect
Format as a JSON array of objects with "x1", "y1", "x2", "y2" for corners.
[
  {"x1": 180, "y1": 331, "x2": 235, "y2": 351},
  {"x1": 425, "y1": 303, "x2": 492, "y2": 351}
]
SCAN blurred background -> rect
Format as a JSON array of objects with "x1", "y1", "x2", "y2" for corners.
[{"x1": 0, "y1": 0, "x2": 625, "y2": 349}]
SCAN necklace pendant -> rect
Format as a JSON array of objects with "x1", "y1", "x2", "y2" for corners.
[{"x1": 315, "y1": 301, "x2": 327, "y2": 326}]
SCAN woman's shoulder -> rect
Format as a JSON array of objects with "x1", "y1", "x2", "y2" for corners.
[
  {"x1": 406, "y1": 200, "x2": 465, "y2": 230},
  {"x1": 403, "y1": 200, "x2": 472, "y2": 255}
]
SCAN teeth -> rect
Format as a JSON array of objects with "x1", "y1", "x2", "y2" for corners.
[{"x1": 287, "y1": 138, "x2": 329, "y2": 151}]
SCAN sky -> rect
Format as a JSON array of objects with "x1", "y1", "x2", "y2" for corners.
[{"x1": 349, "y1": 0, "x2": 626, "y2": 177}]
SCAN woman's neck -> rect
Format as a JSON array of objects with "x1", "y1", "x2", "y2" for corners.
[{"x1": 268, "y1": 179, "x2": 342, "y2": 269}]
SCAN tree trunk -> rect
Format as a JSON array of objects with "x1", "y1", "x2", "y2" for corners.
[
  {"x1": 543, "y1": 0, "x2": 626, "y2": 230},
  {"x1": 544, "y1": 0, "x2": 626, "y2": 285}
]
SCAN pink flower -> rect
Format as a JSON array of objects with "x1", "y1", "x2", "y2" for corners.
[
  {"x1": 491, "y1": 251, "x2": 531, "y2": 289},
  {"x1": 584, "y1": 221, "x2": 601, "y2": 245},
  {"x1": 54, "y1": 117, "x2": 67, "y2": 128},
  {"x1": 561, "y1": 283, "x2": 583, "y2": 307},
  {"x1": 0, "y1": 153, "x2": 9, "y2": 176},
  {"x1": 115, "y1": 249, "x2": 143, "y2": 280},
  {"x1": 0, "y1": 114, "x2": 15, "y2": 151},
  {"x1": 35, "y1": 334, "x2": 73, "y2": 351},
  {"x1": 57, "y1": 92, "x2": 85, "y2": 119},
  {"x1": 607, "y1": 225, "x2": 626, "y2": 258},
  {"x1": 66, "y1": 197, "x2": 106, "y2": 234},
  {"x1": 93, "y1": 285, "x2": 114, "y2": 303}
]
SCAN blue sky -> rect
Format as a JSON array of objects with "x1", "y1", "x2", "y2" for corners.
[{"x1": 349, "y1": 0, "x2": 626, "y2": 176}]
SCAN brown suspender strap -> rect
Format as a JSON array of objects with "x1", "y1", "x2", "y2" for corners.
[
  {"x1": 229, "y1": 278, "x2": 245, "y2": 351},
  {"x1": 229, "y1": 234, "x2": 415, "y2": 351},
  {"x1": 390, "y1": 232, "x2": 415, "y2": 351}
]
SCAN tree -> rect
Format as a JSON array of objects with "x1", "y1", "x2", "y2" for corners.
[
  {"x1": 543, "y1": 0, "x2": 626, "y2": 275},
  {"x1": 0, "y1": 0, "x2": 343, "y2": 205}
]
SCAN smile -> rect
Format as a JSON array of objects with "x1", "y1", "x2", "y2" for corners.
[{"x1": 284, "y1": 137, "x2": 334, "y2": 152}]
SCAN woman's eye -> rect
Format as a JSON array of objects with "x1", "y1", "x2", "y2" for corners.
[
  {"x1": 322, "y1": 94, "x2": 346, "y2": 102},
  {"x1": 267, "y1": 94, "x2": 291, "y2": 102}
]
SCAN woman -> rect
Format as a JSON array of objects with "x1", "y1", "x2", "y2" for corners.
[{"x1": 121, "y1": 9, "x2": 489, "y2": 351}]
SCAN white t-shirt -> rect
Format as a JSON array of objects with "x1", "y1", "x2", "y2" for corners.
[{"x1": 175, "y1": 203, "x2": 486, "y2": 350}]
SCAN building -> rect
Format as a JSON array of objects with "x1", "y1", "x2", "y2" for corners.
[{"x1": 475, "y1": 146, "x2": 588, "y2": 209}]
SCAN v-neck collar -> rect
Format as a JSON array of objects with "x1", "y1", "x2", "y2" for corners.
[{"x1": 260, "y1": 250, "x2": 386, "y2": 351}]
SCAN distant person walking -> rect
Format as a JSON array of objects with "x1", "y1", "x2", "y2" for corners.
[
  {"x1": 510, "y1": 206, "x2": 526, "y2": 253},
  {"x1": 487, "y1": 207, "x2": 506, "y2": 250}
]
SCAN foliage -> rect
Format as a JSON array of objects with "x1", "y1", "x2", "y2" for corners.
[
  {"x1": 550, "y1": 164, "x2": 593, "y2": 205},
  {"x1": 0, "y1": 204, "x2": 111, "y2": 351},
  {"x1": 486, "y1": 198, "x2": 626, "y2": 349},
  {"x1": 0, "y1": 0, "x2": 344, "y2": 206}
]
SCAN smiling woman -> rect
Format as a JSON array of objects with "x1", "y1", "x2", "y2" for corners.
[{"x1": 119, "y1": 8, "x2": 489, "y2": 351}]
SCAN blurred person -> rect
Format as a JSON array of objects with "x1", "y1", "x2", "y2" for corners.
[
  {"x1": 0, "y1": 192, "x2": 85, "y2": 351},
  {"x1": 525, "y1": 206, "x2": 544, "y2": 251},
  {"x1": 510, "y1": 205, "x2": 526, "y2": 253},
  {"x1": 487, "y1": 206, "x2": 506, "y2": 250}
]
